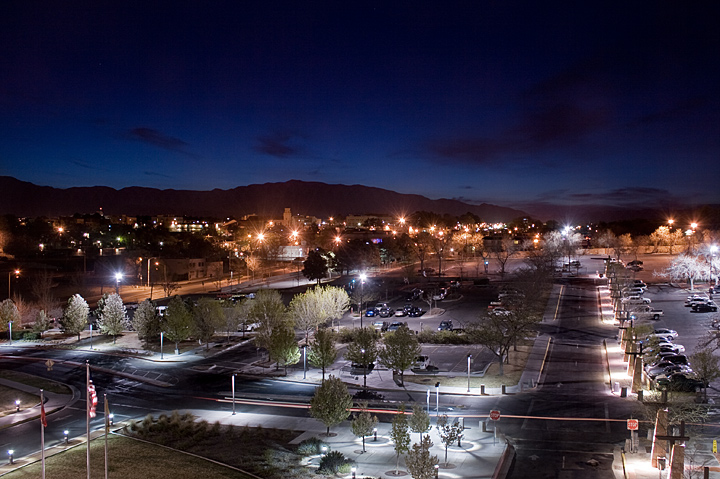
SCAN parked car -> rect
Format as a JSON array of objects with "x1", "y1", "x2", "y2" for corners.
[
  {"x1": 372, "y1": 320, "x2": 389, "y2": 332},
  {"x1": 622, "y1": 295, "x2": 651, "y2": 305},
  {"x1": 627, "y1": 264, "x2": 643, "y2": 272},
  {"x1": 645, "y1": 364, "x2": 692, "y2": 380},
  {"x1": 437, "y1": 320, "x2": 453, "y2": 331},
  {"x1": 653, "y1": 328, "x2": 678, "y2": 338},
  {"x1": 395, "y1": 308, "x2": 407, "y2": 317},
  {"x1": 407, "y1": 289, "x2": 424, "y2": 301},
  {"x1": 365, "y1": 308, "x2": 376, "y2": 317},
  {"x1": 432, "y1": 288, "x2": 447, "y2": 301},
  {"x1": 413, "y1": 355, "x2": 430, "y2": 369},
  {"x1": 408, "y1": 307, "x2": 424, "y2": 317},
  {"x1": 692, "y1": 301, "x2": 718, "y2": 312},
  {"x1": 378, "y1": 307, "x2": 393, "y2": 318},
  {"x1": 685, "y1": 294, "x2": 709, "y2": 307},
  {"x1": 628, "y1": 260, "x2": 644, "y2": 266},
  {"x1": 387, "y1": 321, "x2": 407, "y2": 332},
  {"x1": 350, "y1": 363, "x2": 375, "y2": 375}
]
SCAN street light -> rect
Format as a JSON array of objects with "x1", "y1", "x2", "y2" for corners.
[
  {"x1": 8, "y1": 450, "x2": 14, "y2": 465},
  {"x1": 7, "y1": 269, "x2": 19, "y2": 299},
  {"x1": 303, "y1": 345, "x2": 307, "y2": 379},
  {"x1": 361, "y1": 348, "x2": 368, "y2": 389},
  {"x1": 15, "y1": 400, "x2": 20, "y2": 412},
  {"x1": 8, "y1": 321, "x2": 12, "y2": 346},
  {"x1": 160, "y1": 331, "x2": 164, "y2": 360},
  {"x1": 114, "y1": 272, "x2": 123, "y2": 294},
  {"x1": 231, "y1": 374, "x2": 236, "y2": 415},
  {"x1": 435, "y1": 382, "x2": 440, "y2": 416},
  {"x1": 467, "y1": 354, "x2": 472, "y2": 393},
  {"x1": 64, "y1": 430, "x2": 69, "y2": 445},
  {"x1": 359, "y1": 273, "x2": 366, "y2": 328}
]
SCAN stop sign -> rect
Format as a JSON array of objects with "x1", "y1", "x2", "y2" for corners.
[
  {"x1": 627, "y1": 419, "x2": 639, "y2": 430},
  {"x1": 489, "y1": 410, "x2": 501, "y2": 421}
]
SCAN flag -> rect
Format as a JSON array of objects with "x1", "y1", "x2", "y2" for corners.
[
  {"x1": 41, "y1": 400, "x2": 47, "y2": 428},
  {"x1": 88, "y1": 373, "x2": 98, "y2": 418}
]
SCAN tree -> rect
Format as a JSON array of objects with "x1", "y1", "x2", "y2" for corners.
[
  {"x1": 223, "y1": 301, "x2": 243, "y2": 339},
  {"x1": 344, "y1": 327, "x2": 379, "y2": 388},
  {"x1": 309, "y1": 375, "x2": 353, "y2": 436},
  {"x1": 133, "y1": 299, "x2": 160, "y2": 347},
  {"x1": 490, "y1": 236, "x2": 519, "y2": 276},
  {"x1": 30, "y1": 270, "x2": 59, "y2": 318},
  {"x1": 661, "y1": 253, "x2": 710, "y2": 290},
  {"x1": 318, "y1": 285, "x2": 350, "y2": 327},
  {"x1": 302, "y1": 248, "x2": 328, "y2": 285},
  {"x1": 689, "y1": 348, "x2": 720, "y2": 401},
  {"x1": 436, "y1": 414, "x2": 463, "y2": 466},
  {"x1": 0, "y1": 299, "x2": 21, "y2": 332},
  {"x1": 409, "y1": 403, "x2": 431, "y2": 443},
  {"x1": 31, "y1": 309, "x2": 53, "y2": 337},
  {"x1": 351, "y1": 401, "x2": 378, "y2": 453},
  {"x1": 406, "y1": 435, "x2": 439, "y2": 479},
  {"x1": 467, "y1": 310, "x2": 534, "y2": 375},
  {"x1": 290, "y1": 289, "x2": 323, "y2": 344},
  {"x1": 193, "y1": 297, "x2": 225, "y2": 350},
  {"x1": 379, "y1": 324, "x2": 422, "y2": 386},
  {"x1": 390, "y1": 404, "x2": 411, "y2": 474},
  {"x1": 164, "y1": 296, "x2": 193, "y2": 354},
  {"x1": 96, "y1": 293, "x2": 128, "y2": 343},
  {"x1": 61, "y1": 294, "x2": 89, "y2": 340},
  {"x1": 245, "y1": 289, "x2": 288, "y2": 351},
  {"x1": 308, "y1": 327, "x2": 338, "y2": 381},
  {"x1": 429, "y1": 227, "x2": 454, "y2": 276},
  {"x1": 268, "y1": 322, "x2": 301, "y2": 373}
]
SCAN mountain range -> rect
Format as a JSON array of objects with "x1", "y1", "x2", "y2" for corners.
[{"x1": 0, "y1": 176, "x2": 527, "y2": 222}]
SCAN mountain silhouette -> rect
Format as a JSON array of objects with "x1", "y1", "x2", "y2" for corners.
[{"x1": 0, "y1": 177, "x2": 527, "y2": 221}]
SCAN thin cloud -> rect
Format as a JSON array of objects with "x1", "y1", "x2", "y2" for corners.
[
  {"x1": 254, "y1": 132, "x2": 303, "y2": 158},
  {"x1": 143, "y1": 170, "x2": 172, "y2": 178},
  {"x1": 127, "y1": 127, "x2": 195, "y2": 157}
]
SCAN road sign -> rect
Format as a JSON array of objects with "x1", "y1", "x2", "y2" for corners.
[
  {"x1": 627, "y1": 419, "x2": 639, "y2": 430},
  {"x1": 489, "y1": 410, "x2": 501, "y2": 421}
]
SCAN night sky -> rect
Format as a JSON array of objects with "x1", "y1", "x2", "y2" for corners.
[{"x1": 2, "y1": 2, "x2": 718, "y2": 219}]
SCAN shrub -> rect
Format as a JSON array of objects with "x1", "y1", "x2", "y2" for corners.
[
  {"x1": 297, "y1": 437, "x2": 330, "y2": 456},
  {"x1": 317, "y1": 451, "x2": 353, "y2": 474},
  {"x1": 22, "y1": 331, "x2": 41, "y2": 340}
]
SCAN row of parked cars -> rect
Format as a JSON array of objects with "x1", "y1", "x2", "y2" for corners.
[
  {"x1": 641, "y1": 329, "x2": 704, "y2": 392},
  {"x1": 366, "y1": 302, "x2": 425, "y2": 318},
  {"x1": 684, "y1": 292, "x2": 717, "y2": 312}
]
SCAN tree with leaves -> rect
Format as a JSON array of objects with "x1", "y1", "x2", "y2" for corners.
[
  {"x1": 193, "y1": 297, "x2": 225, "y2": 350},
  {"x1": 436, "y1": 414, "x2": 463, "y2": 466},
  {"x1": 690, "y1": 348, "x2": 720, "y2": 401},
  {"x1": 268, "y1": 322, "x2": 301, "y2": 373},
  {"x1": 351, "y1": 401, "x2": 378, "y2": 453},
  {"x1": 406, "y1": 435, "x2": 439, "y2": 479},
  {"x1": 31, "y1": 309, "x2": 53, "y2": 337},
  {"x1": 96, "y1": 293, "x2": 128, "y2": 343},
  {"x1": 0, "y1": 298, "x2": 21, "y2": 332},
  {"x1": 61, "y1": 294, "x2": 89, "y2": 340},
  {"x1": 133, "y1": 299, "x2": 160, "y2": 347},
  {"x1": 223, "y1": 301, "x2": 244, "y2": 339},
  {"x1": 318, "y1": 285, "x2": 350, "y2": 327},
  {"x1": 164, "y1": 296, "x2": 193, "y2": 354},
  {"x1": 290, "y1": 288, "x2": 323, "y2": 344},
  {"x1": 309, "y1": 375, "x2": 353, "y2": 436},
  {"x1": 245, "y1": 289, "x2": 289, "y2": 351},
  {"x1": 303, "y1": 248, "x2": 329, "y2": 285},
  {"x1": 409, "y1": 403, "x2": 432, "y2": 443},
  {"x1": 344, "y1": 327, "x2": 379, "y2": 388},
  {"x1": 308, "y1": 327, "x2": 338, "y2": 381},
  {"x1": 379, "y1": 324, "x2": 422, "y2": 386},
  {"x1": 390, "y1": 404, "x2": 411, "y2": 474}
]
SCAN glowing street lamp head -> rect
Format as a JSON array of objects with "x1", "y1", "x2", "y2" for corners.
[
  {"x1": 360, "y1": 273, "x2": 366, "y2": 282},
  {"x1": 257, "y1": 233, "x2": 265, "y2": 241},
  {"x1": 691, "y1": 222, "x2": 698, "y2": 229},
  {"x1": 668, "y1": 219, "x2": 674, "y2": 225},
  {"x1": 115, "y1": 272, "x2": 123, "y2": 282}
]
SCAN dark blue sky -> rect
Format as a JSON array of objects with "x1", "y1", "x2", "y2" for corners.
[{"x1": 2, "y1": 2, "x2": 718, "y2": 219}]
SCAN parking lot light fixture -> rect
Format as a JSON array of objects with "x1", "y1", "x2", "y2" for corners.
[
  {"x1": 435, "y1": 382, "x2": 440, "y2": 416},
  {"x1": 15, "y1": 400, "x2": 20, "y2": 412},
  {"x1": 8, "y1": 450, "x2": 14, "y2": 465},
  {"x1": 373, "y1": 427, "x2": 377, "y2": 441},
  {"x1": 64, "y1": 430, "x2": 69, "y2": 444},
  {"x1": 467, "y1": 354, "x2": 472, "y2": 392},
  {"x1": 359, "y1": 273, "x2": 366, "y2": 328},
  {"x1": 114, "y1": 272, "x2": 123, "y2": 294}
]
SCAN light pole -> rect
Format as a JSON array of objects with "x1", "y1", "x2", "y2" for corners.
[
  {"x1": 160, "y1": 331, "x2": 164, "y2": 360},
  {"x1": 467, "y1": 353, "x2": 472, "y2": 393},
  {"x1": 8, "y1": 321, "x2": 12, "y2": 345},
  {"x1": 426, "y1": 388, "x2": 430, "y2": 414},
  {"x1": 711, "y1": 245, "x2": 718, "y2": 286},
  {"x1": 361, "y1": 348, "x2": 367, "y2": 389},
  {"x1": 89, "y1": 324, "x2": 93, "y2": 350},
  {"x1": 303, "y1": 345, "x2": 307, "y2": 379},
  {"x1": 7, "y1": 269, "x2": 19, "y2": 299},
  {"x1": 231, "y1": 374, "x2": 236, "y2": 415},
  {"x1": 114, "y1": 272, "x2": 123, "y2": 294},
  {"x1": 435, "y1": 381, "x2": 440, "y2": 416},
  {"x1": 359, "y1": 273, "x2": 366, "y2": 328}
]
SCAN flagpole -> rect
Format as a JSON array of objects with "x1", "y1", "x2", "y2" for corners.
[
  {"x1": 41, "y1": 389, "x2": 46, "y2": 479},
  {"x1": 86, "y1": 361, "x2": 90, "y2": 479},
  {"x1": 104, "y1": 394, "x2": 108, "y2": 479}
]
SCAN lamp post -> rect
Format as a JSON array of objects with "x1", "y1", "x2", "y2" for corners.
[
  {"x1": 231, "y1": 374, "x2": 236, "y2": 415},
  {"x1": 8, "y1": 450, "x2": 14, "y2": 465},
  {"x1": 426, "y1": 388, "x2": 430, "y2": 414},
  {"x1": 359, "y1": 273, "x2": 366, "y2": 328},
  {"x1": 114, "y1": 272, "x2": 123, "y2": 294},
  {"x1": 89, "y1": 324, "x2": 93, "y2": 350},
  {"x1": 435, "y1": 382, "x2": 440, "y2": 416},
  {"x1": 7, "y1": 269, "x2": 19, "y2": 299},
  {"x1": 64, "y1": 430, "x2": 69, "y2": 445},
  {"x1": 8, "y1": 321, "x2": 12, "y2": 346},
  {"x1": 373, "y1": 427, "x2": 377, "y2": 441},
  {"x1": 361, "y1": 348, "x2": 367, "y2": 389},
  {"x1": 303, "y1": 345, "x2": 307, "y2": 379},
  {"x1": 160, "y1": 331, "x2": 164, "y2": 360},
  {"x1": 15, "y1": 400, "x2": 20, "y2": 412},
  {"x1": 467, "y1": 353, "x2": 472, "y2": 393},
  {"x1": 711, "y1": 245, "x2": 718, "y2": 286}
]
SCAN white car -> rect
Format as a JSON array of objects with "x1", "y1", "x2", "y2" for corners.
[
  {"x1": 653, "y1": 328, "x2": 678, "y2": 339},
  {"x1": 622, "y1": 295, "x2": 651, "y2": 304}
]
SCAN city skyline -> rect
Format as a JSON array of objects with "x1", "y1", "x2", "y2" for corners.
[{"x1": 1, "y1": 2, "x2": 718, "y2": 220}]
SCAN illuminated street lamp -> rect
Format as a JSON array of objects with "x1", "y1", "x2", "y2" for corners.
[
  {"x1": 467, "y1": 354, "x2": 472, "y2": 392},
  {"x1": 359, "y1": 273, "x2": 366, "y2": 328},
  {"x1": 8, "y1": 321, "x2": 13, "y2": 346},
  {"x1": 114, "y1": 272, "x2": 123, "y2": 294},
  {"x1": 7, "y1": 269, "x2": 19, "y2": 299},
  {"x1": 15, "y1": 400, "x2": 20, "y2": 412}
]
